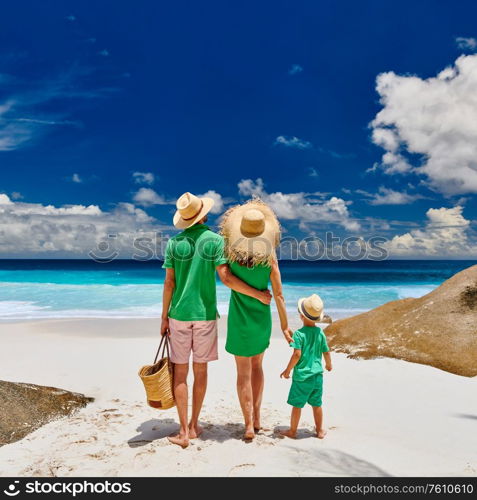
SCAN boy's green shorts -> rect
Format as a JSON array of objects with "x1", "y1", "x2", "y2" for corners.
[{"x1": 287, "y1": 373, "x2": 323, "y2": 408}]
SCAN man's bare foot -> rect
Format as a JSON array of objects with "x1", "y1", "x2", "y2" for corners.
[
  {"x1": 188, "y1": 424, "x2": 203, "y2": 439},
  {"x1": 279, "y1": 429, "x2": 297, "y2": 439},
  {"x1": 316, "y1": 428, "x2": 327, "y2": 439},
  {"x1": 243, "y1": 427, "x2": 255, "y2": 441},
  {"x1": 167, "y1": 434, "x2": 190, "y2": 448}
]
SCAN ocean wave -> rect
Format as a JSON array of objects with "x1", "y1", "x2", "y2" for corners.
[{"x1": 0, "y1": 280, "x2": 438, "y2": 320}]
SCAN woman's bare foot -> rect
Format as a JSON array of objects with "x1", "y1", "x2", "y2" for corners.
[
  {"x1": 279, "y1": 429, "x2": 297, "y2": 439},
  {"x1": 188, "y1": 424, "x2": 203, "y2": 439},
  {"x1": 316, "y1": 428, "x2": 327, "y2": 439},
  {"x1": 243, "y1": 427, "x2": 255, "y2": 441},
  {"x1": 167, "y1": 434, "x2": 190, "y2": 448}
]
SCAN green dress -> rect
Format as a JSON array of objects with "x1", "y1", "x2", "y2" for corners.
[{"x1": 226, "y1": 261, "x2": 272, "y2": 357}]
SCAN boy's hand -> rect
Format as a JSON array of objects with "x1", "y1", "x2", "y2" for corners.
[
  {"x1": 325, "y1": 362, "x2": 332, "y2": 372},
  {"x1": 280, "y1": 369, "x2": 291, "y2": 379},
  {"x1": 282, "y1": 327, "x2": 293, "y2": 344}
]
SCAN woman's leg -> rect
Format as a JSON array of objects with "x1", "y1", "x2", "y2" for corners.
[
  {"x1": 251, "y1": 352, "x2": 265, "y2": 431},
  {"x1": 234, "y1": 356, "x2": 255, "y2": 439}
]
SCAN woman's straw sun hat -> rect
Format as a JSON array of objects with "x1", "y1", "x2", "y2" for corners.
[
  {"x1": 220, "y1": 198, "x2": 280, "y2": 266},
  {"x1": 173, "y1": 192, "x2": 215, "y2": 229},
  {"x1": 298, "y1": 294, "x2": 324, "y2": 322}
]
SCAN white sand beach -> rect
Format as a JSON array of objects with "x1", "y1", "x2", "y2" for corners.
[{"x1": 0, "y1": 317, "x2": 476, "y2": 477}]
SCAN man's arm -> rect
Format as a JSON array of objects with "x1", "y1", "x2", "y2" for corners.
[
  {"x1": 161, "y1": 268, "x2": 175, "y2": 335},
  {"x1": 270, "y1": 259, "x2": 293, "y2": 343},
  {"x1": 216, "y1": 264, "x2": 272, "y2": 305},
  {"x1": 280, "y1": 349, "x2": 301, "y2": 378}
]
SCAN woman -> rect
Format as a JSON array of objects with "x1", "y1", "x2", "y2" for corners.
[{"x1": 220, "y1": 199, "x2": 293, "y2": 440}]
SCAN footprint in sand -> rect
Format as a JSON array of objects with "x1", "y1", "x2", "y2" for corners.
[
  {"x1": 228, "y1": 463, "x2": 256, "y2": 477},
  {"x1": 128, "y1": 439, "x2": 152, "y2": 448}
]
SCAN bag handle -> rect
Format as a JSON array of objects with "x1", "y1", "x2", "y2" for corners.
[{"x1": 153, "y1": 331, "x2": 170, "y2": 364}]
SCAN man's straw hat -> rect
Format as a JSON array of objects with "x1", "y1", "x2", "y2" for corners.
[
  {"x1": 220, "y1": 198, "x2": 280, "y2": 266},
  {"x1": 173, "y1": 192, "x2": 215, "y2": 229},
  {"x1": 298, "y1": 294, "x2": 324, "y2": 322}
]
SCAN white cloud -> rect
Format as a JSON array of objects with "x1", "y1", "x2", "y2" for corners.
[
  {"x1": 238, "y1": 178, "x2": 360, "y2": 231},
  {"x1": 132, "y1": 187, "x2": 167, "y2": 206},
  {"x1": 0, "y1": 194, "x2": 13, "y2": 205},
  {"x1": 361, "y1": 186, "x2": 424, "y2": 205},
  {"x1": 456, "y1": 37, "x2": 477, "y2": 51},
  {"x1": 132, "y1": 171, "x2": 155, "y2": 185},
  {"x1": 10, "y1": 191, "x2": 23, "y2": 200},
  {"x1": 0, "y1": 198, "x2": 167, "y2": 257},
  {"x1": 370, "y1": 55, "x2": 477, "y2": 195},
  {"x1": 199, "y1": 190, "x2": 224, "y2": 214},
  {"x1": 72, "y1": 173, "x2": 82, "y2": 183},
  {"x1": 274, "y1": 135, "x2": 312, "y2": 150},
  {"x1": 288, "y1": 64, "x2": 303, "y2": 75},
  {"x1": 308, "y1": 167, "x2": 319, "y2": 177},
  {"x1": 0, "y1": 67, "x2": 112, "y2": 151},
  {"x1": 386, "y1": 206, "x2": 475, "y2": 256}
]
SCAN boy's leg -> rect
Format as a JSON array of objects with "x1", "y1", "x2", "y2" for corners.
[
  {"x1": 189, "y1": 320, "x2": 218, "y2": 438},
  {"x1": 168, "y1": 363, "x2": 190, "y2": 448},
  {"x1": 312, "y1": 406, "x2": 326, "y2": 438},
  {"x1": 280, "y1": 407, "x2": 301, "y2": 438},
  {"x1": 280, "y1": 379, "x2": 307, "y2": 438},
  {"x1": 235, "y1": 356, "x2": 255, "y2": 440},
  {"x1": 309, "y1": 374, "x2": 326, "y2": 438},
  {"x1": 189, "y1": 362, "x2": 207, "y2": 438},
  {"x1": 251, "y1": 352, "x2": 265, "y2": 431}
]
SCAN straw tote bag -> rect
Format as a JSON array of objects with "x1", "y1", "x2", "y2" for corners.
[{"x1": 138, "y1": 334, "x2": 175, "y2": 409}]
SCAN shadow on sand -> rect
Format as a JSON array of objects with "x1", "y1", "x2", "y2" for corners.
[
  {"x1": 454, "y1": 413, "x2": 477, "y2": 421},
  {"x1": 128, "y1": 419, "x2": 255, "y2": 447},
  {"x1": 128, "y1": 419, "x2": 390, "y2": 476}
]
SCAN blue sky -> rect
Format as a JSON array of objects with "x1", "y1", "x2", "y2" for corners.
[{"x1": 0, "y1": 0, "x2": 477, "y2": 258}]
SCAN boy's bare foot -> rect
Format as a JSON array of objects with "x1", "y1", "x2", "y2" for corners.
[
  {"x1": 316, "y1": 428, "x2": 327, "y2": 439},
  {"x1": 188, "y1": 424, "x2": 203, "y2": 439},
  {"x1": 167, "y1": 434, "x2": 190, "y2": 448},
  {"x1": 243, "y1": 427, "x2": 255, "y2": 441},
  {"x1": 279, "y1": 429, "x2": 297, "y2": 439}
]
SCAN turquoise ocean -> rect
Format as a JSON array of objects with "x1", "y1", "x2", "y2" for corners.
[{"x1": 0, "y1": 260, "x2": 475, "y2": 320}]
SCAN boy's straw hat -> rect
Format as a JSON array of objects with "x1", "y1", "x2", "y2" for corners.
[
  {"x1": 220, "y1": 198, "x2": 280, "y2": 266},
  {"x1": 298, "y1": 294, "x2": 324, "y2": 322},
  {"x1": 173, "y1": 192, "x2": 215, "y2": 229}
]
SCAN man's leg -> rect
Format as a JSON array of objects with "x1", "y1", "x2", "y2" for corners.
[
  {"x1": 235, "y1": 356, "x2": 255, "y2": 440},
  {"x1": 189, "y1": 362, "x2": 207, "y2": 438},
  {"x1": 168, "y1": 363, "x2": 190, "y2": 448},
  {"x1": 251, "y1": 352, "x2": 265, "y2": 431},
  {"x1": 167, "y1": 318, "x2": 193, "y2": 449},
  {"x1": 189, "y1": 319, "x2": 218, "y2": 438}
]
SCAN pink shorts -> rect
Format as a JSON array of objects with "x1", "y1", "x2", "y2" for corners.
[{"x1": 168, "y1": 318, "x2": 218, "y2": 364}]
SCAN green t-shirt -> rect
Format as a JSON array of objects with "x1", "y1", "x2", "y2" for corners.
[
  {"x1": 290, "y1": 325, "x2": 330, "y2": 381},
  {"x1": 162, "y1": 224, "x2": 228, "y2": 321}
]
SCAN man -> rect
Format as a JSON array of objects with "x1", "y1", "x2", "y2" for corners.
[{"x1": 161, "y1": 192, "x2": 272, "y2": 448}]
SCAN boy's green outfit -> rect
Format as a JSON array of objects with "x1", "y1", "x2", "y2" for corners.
[
  {"x1": 288, "y1": 325, "x2": 329, "y2": 408},
  {"x1": 162, "y1": 224, "x2": 227, "y2": 321}
]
